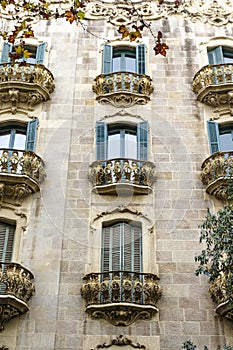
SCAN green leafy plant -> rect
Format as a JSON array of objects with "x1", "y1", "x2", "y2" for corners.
[{"x1": 182, "y1": 341, "x2": 233, "y2": 350}]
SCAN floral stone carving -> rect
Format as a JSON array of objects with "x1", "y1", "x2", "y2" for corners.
[{"x1": 92, "y1": 335, "x2": 146, "y2": 349}]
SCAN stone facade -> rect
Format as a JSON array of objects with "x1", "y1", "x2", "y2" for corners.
[{"x1": 0, "y1": 1, "x2": 232, "y2": 349}]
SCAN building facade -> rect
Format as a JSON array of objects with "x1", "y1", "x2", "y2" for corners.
[{"x1": 0, "y1": 0, "x2": 232, "y2": 349}]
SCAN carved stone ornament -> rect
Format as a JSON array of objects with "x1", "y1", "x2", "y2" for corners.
[
  {"x1": 209, "y1": 277, "x2": 233, "y2": 321},
  {"x1": 91, "y1": 335, "x2": 146, "y2": 349},
  {"x1": 0, "y1": 149, "x2": 46, "y2": 206},
  {"x1": 0, "y1": 63, "x2": 55, "y2": 113},
  {"x1": 81, "y1": 271, "x2": 161, "y2": 326},
  {"x1": 0, "y1": 262, "x2": 35, "y2": 331},
  {"x1": 0, "y1": 347, "x2": 9, "y2": 350},
  {"x1": 200, "y1": 151, "x2": 233, "y2": 199},
  {"x1": 84, "y1": 0, "x2": 233, "y2": 27},
  {"x1": 92, "y1": 73, "x2": 154, "y2": 108}
]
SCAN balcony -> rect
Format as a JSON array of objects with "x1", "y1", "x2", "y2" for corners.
[
  {"x1": 92, "y1": 72, "x2": 154, "y2": 107},
  {"x1": 88, "y1": 158, "x2": 156, "y2": 195},
  {"x1": 192, "y1": 63, "x2": 233, "y2": 107},
  {"x1": 81, "y1": 271, "x2": 161, "y2": 326},
  {"x1": 0, "y1": 62, "x2": 55, "y2": 113},
  {"x1": 0, "y1": 148, "x2": 46, "y2": 205},
  {"x1": 209, "y1": 277, "x2": 233, "y2": 321},
  {"x1": 0, "y1": 262, "x2": 35, "y2": 331},
  {"x1": 200, "y1": 151, "x2": 233, "y2": 199}
]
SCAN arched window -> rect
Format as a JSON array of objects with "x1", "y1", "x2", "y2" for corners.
[{"x1": 101, "y1": 221, "x2": 142, "y2": 273}]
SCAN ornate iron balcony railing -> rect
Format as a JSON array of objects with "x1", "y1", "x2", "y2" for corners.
[
  {"x1": 92, "y1": 72, "x2": 154, "y2": 107},
  {"x1": 0, "y1": 63, "x2": 55, "y2": 113},
  {"x1": 200, "y1": 151, "x2": 233, "y2": 199},
  {"x1": 0, "y1": 262, "x2": 35, "y2": 331},
  {"x1": 81, "y1": 270, "x2": 161, "y2": 326},
  {"x1": 192, "y1": 63, "x2": 233, "y2": 107},
  {"x1": 89, "y1": 158, "x2": 156, "y2": 195},
  {"x1": 0, "y1": 148, "x2": 46, "y2": 205}
]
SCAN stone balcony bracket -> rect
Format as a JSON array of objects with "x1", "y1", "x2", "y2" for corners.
[
  {"x1": 81, "y1": 271, "x2": 161, "y2": 326},
  {"x1": 200, "y1": 151, "x2": 233, "y2": 199},
  {"x1": 88, "y1": 159, "x2": 156, "y2": 195},
  {"x1": 0, "y1": 148, "x2": 46, "y2": 206},
  {"x1": 0, "y1": 63, "x2": 55, "y2": 113},
  {"x1": 192, "y1": 63, "x2": 233, "y2": 108},
  {"x1": 92, "y1": 72, "x2": 154, "y2": 108},
  {"x1": 0, "y1": 262, "x2": 35, "y2": 331},
  {"x1": 209, "y1": 278, "x2": 233, "y2": 321}
]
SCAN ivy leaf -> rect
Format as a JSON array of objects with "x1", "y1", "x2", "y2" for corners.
[
  {"x1": 77, "y1": 10, "x2": 85, "y2": 20},
  {"x1": 65, "y1": 9, "x2": 77, "y2": 23},
  {"x1": 118, "y1": 25, "x2": 129, "y2": 39},
  {"x1": 129, "y1": 30, "x2": 142, "y2": 41},
  {"x1": 153, "y1": 42, "x2": 169, "y2": 56}
]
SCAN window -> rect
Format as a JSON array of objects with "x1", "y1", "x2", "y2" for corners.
[
  {"x1": 101, "y1": 221, "x2": 142, "y2": 272},
  {"x1": 0, "y1": 119, "x2": 38, "y2": 151},
  {"x1": 102, "y1": 44, "x2": 146, "y2": 74},
  {"x1": 207, "y1": 120, "x2": 233, "y2": 153},
  {"x1": 208, "y1": 46, "x2": 233, "y2": 64},
  {"x1": 0, "y1": 222, "x2": 15, "y2": 263},
  {"x1": 96, "y1": 121, "x2": 148, "y2": 160},
  {"x1": 1, "y1": 42, "x2": 46, "y2": 64}
]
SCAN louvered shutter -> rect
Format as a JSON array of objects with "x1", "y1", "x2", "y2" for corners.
[
  {"x1": 133, "y1": 226, "x2": 142, "y2": 272},
  {"x1": 1, "y1": 42, "x2": 13, "y2": 63},
  {"x1": 102, "y1": 226, "x2": 110, "y2": 272},
  {"x1": 123, "y1": 223, "x2": 132, "y2": 271},
  {"x1": 207, "y1": 121, "x2": 220, "y2": 154},
  {"x1": 137, "y1": 121, "x2": 148, "y2": 160},
  {"x1": 0, "y1": 223, "x2": 15, "y2": 262},
  {"x1": 208, "y1": 47, "x2": 224, "y2": 65},
  {"x1": 36, "y1": 42, "x2": 46, "y2": 64},
  {"x1": 111, "y1": 223, "x2": 121, "y2": 271},
  {"x1": 26, "y1": 119, "x2": 38, "y2": 151},
  {"x1": 136, "y1": 44, "x2": 146, "y2": 74},
  {"x1": 102, "y1": 44, "x2": 113, "y2": 74},
  {"x1": 96, "y1": 122, "x2": 107, "y2": 160}
]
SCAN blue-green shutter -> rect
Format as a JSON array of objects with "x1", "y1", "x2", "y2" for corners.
[
  {"x1": 26, "y1": 119, "x2": 38, "y2": 151},
  {"x1": 208, "y1": 46, "x2": 224, "y2": 65},
  {"x1": 207, "y1": 120, "x2": 220, "y2": 154},
  {"x1": 36, "y1": 42, "x2": 46, "y2": 64},
  {"x1": 136, "y1": 44, "x2": 146, "y2": 74},
  {"x1": 137, "y1": 121, "x2": 148, "y2": 160},
  {"x1": 96, "y1": 121, "x2": 107, "y2": 160},
  {"x1": 102, "y1": 44, "x2": 113, "y2": 74},
  {"x1": 0, "y1": 223, "x2": 14, "y2": 262},
  {"x1": 1, "y1": 42, "x2": 13, "y2": 63}
]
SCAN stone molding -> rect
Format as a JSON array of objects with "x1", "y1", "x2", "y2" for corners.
[
  {"x1": 84, "y1": 0, "x2": 233, "y2": 27},
  {"x1": 91, "y1": 335, "x2": 146, "y2": 349}
]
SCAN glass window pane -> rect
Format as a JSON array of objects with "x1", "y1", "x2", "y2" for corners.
[
  {"x1": 219, "y1": 133, "x2": 233, "y2": 151},
  {"x1": 0, "y1": 133, "x2": 10, "y2": 148},
  {"x1": 125, "y1": 57, "x2": 136, "y2": 73},
  {"x1": 112, "y1": 57, "x2": 121, "y2": 72},
  {"x1": 125, "y1": 133, "x2": 137, "y2": 159},
  {"x1": 14, "y1": 132, "x2": 26, "y2": 150},
  {"x1": 108, "y1": 133, "x2": 121, "y2": 159}
]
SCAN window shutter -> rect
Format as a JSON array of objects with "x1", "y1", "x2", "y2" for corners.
[
  {"x1": 26, "y1": 119, "x2": 38, "y2": 151},
  {"x1": 136, "y1": 44, "x2": 146, "y2": 74},
  {"x1": 123, "y1": 223, "x2": 132, "y2": 271},
  {"x1": 111, "y1": 223, "x2": 121, "y2": 271},
  {"x1": 96, "y1": 121, "x2": 107, "y2": 160},
  {"x1": 207, "y1": 120, "x2": 220, "y2": 154},
  {"x1": 102, "y1": 226, "x2": 110, "y2": 272},
  {"x1": 36, "y1": 42, "x2": 46, "y2": 64},
  {"x1": 208, "y1": 46, "x2": 224, "y2": 64},
  {"x1": 137, "y1": 121, "x2": 148, "y2": 160},
  {"x1": 133, "y1": 226, "x2": 142, "y2": 273},
  {"x1": 1, "y1": 42, "x2": 13, "y2": 63},
  {"x1": 102, "y1": 44, "x2": 113, "y2": 74},
  {"x1": 0, "y1": 223, "x2": 14, "y2": 262}
]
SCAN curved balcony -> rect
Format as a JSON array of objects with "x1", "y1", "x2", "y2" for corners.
[
  {"x1": 0, "y1": 262, "x2": 35, "y2": 331},
  {"x1": 209, "y1": 277, "x2": 233, "y2": 321},
  {"x1": 200, "y1": 151, "x2": 233, "y2": 199},
  {"x1": 192, "y1": 63, "x2": 233, "y2": 107},
  {"x1": 0, "y1": 148, "x2": 46, "y2": 205},
  {"x1": 89, "y1": 158, "x2": 156, "y2": 195},
  {"x1": 81, "y1": 271, "x2": 161, "y2": 326},
  {"x1": 92, "y1": 72, "x2": 154, "y2": 107},
  {"x1": 0, "y1": 63, "x2": 55, "y2": 113}
]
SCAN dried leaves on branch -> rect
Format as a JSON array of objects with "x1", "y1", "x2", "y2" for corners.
[{"x1": 0, "y1": 0, "x2": 172, "y2": 57}]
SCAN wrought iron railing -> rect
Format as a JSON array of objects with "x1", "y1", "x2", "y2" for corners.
[
  {"x1": 0, "y1": 148, "x2": 46, "y2": 184},
  {"x1": 89, "y1": 158, "x2": 155, "y2": 188},
  {"x1": 92, "y1": 72, "x2": 154, "y2": 107},
  {"x1": 0, "y1": 62, "x2": 55, "y2": 94},
  {"x1": 81, "y1": 270, "x2": 161, "y2": 306}
]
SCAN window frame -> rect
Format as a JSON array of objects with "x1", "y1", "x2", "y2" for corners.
[
  {"x1": 207, "y1": 120, "x2": 233, "y2": 153},
  {"x1": 1, "y1": 41, "x2": 46, "y2": 64},
  {"x1": 0, "y1": 222, "x2": 15, "y2": 263},
  {"x1": 208, "y1": 46, "x2": 233, "y2": 64}
]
